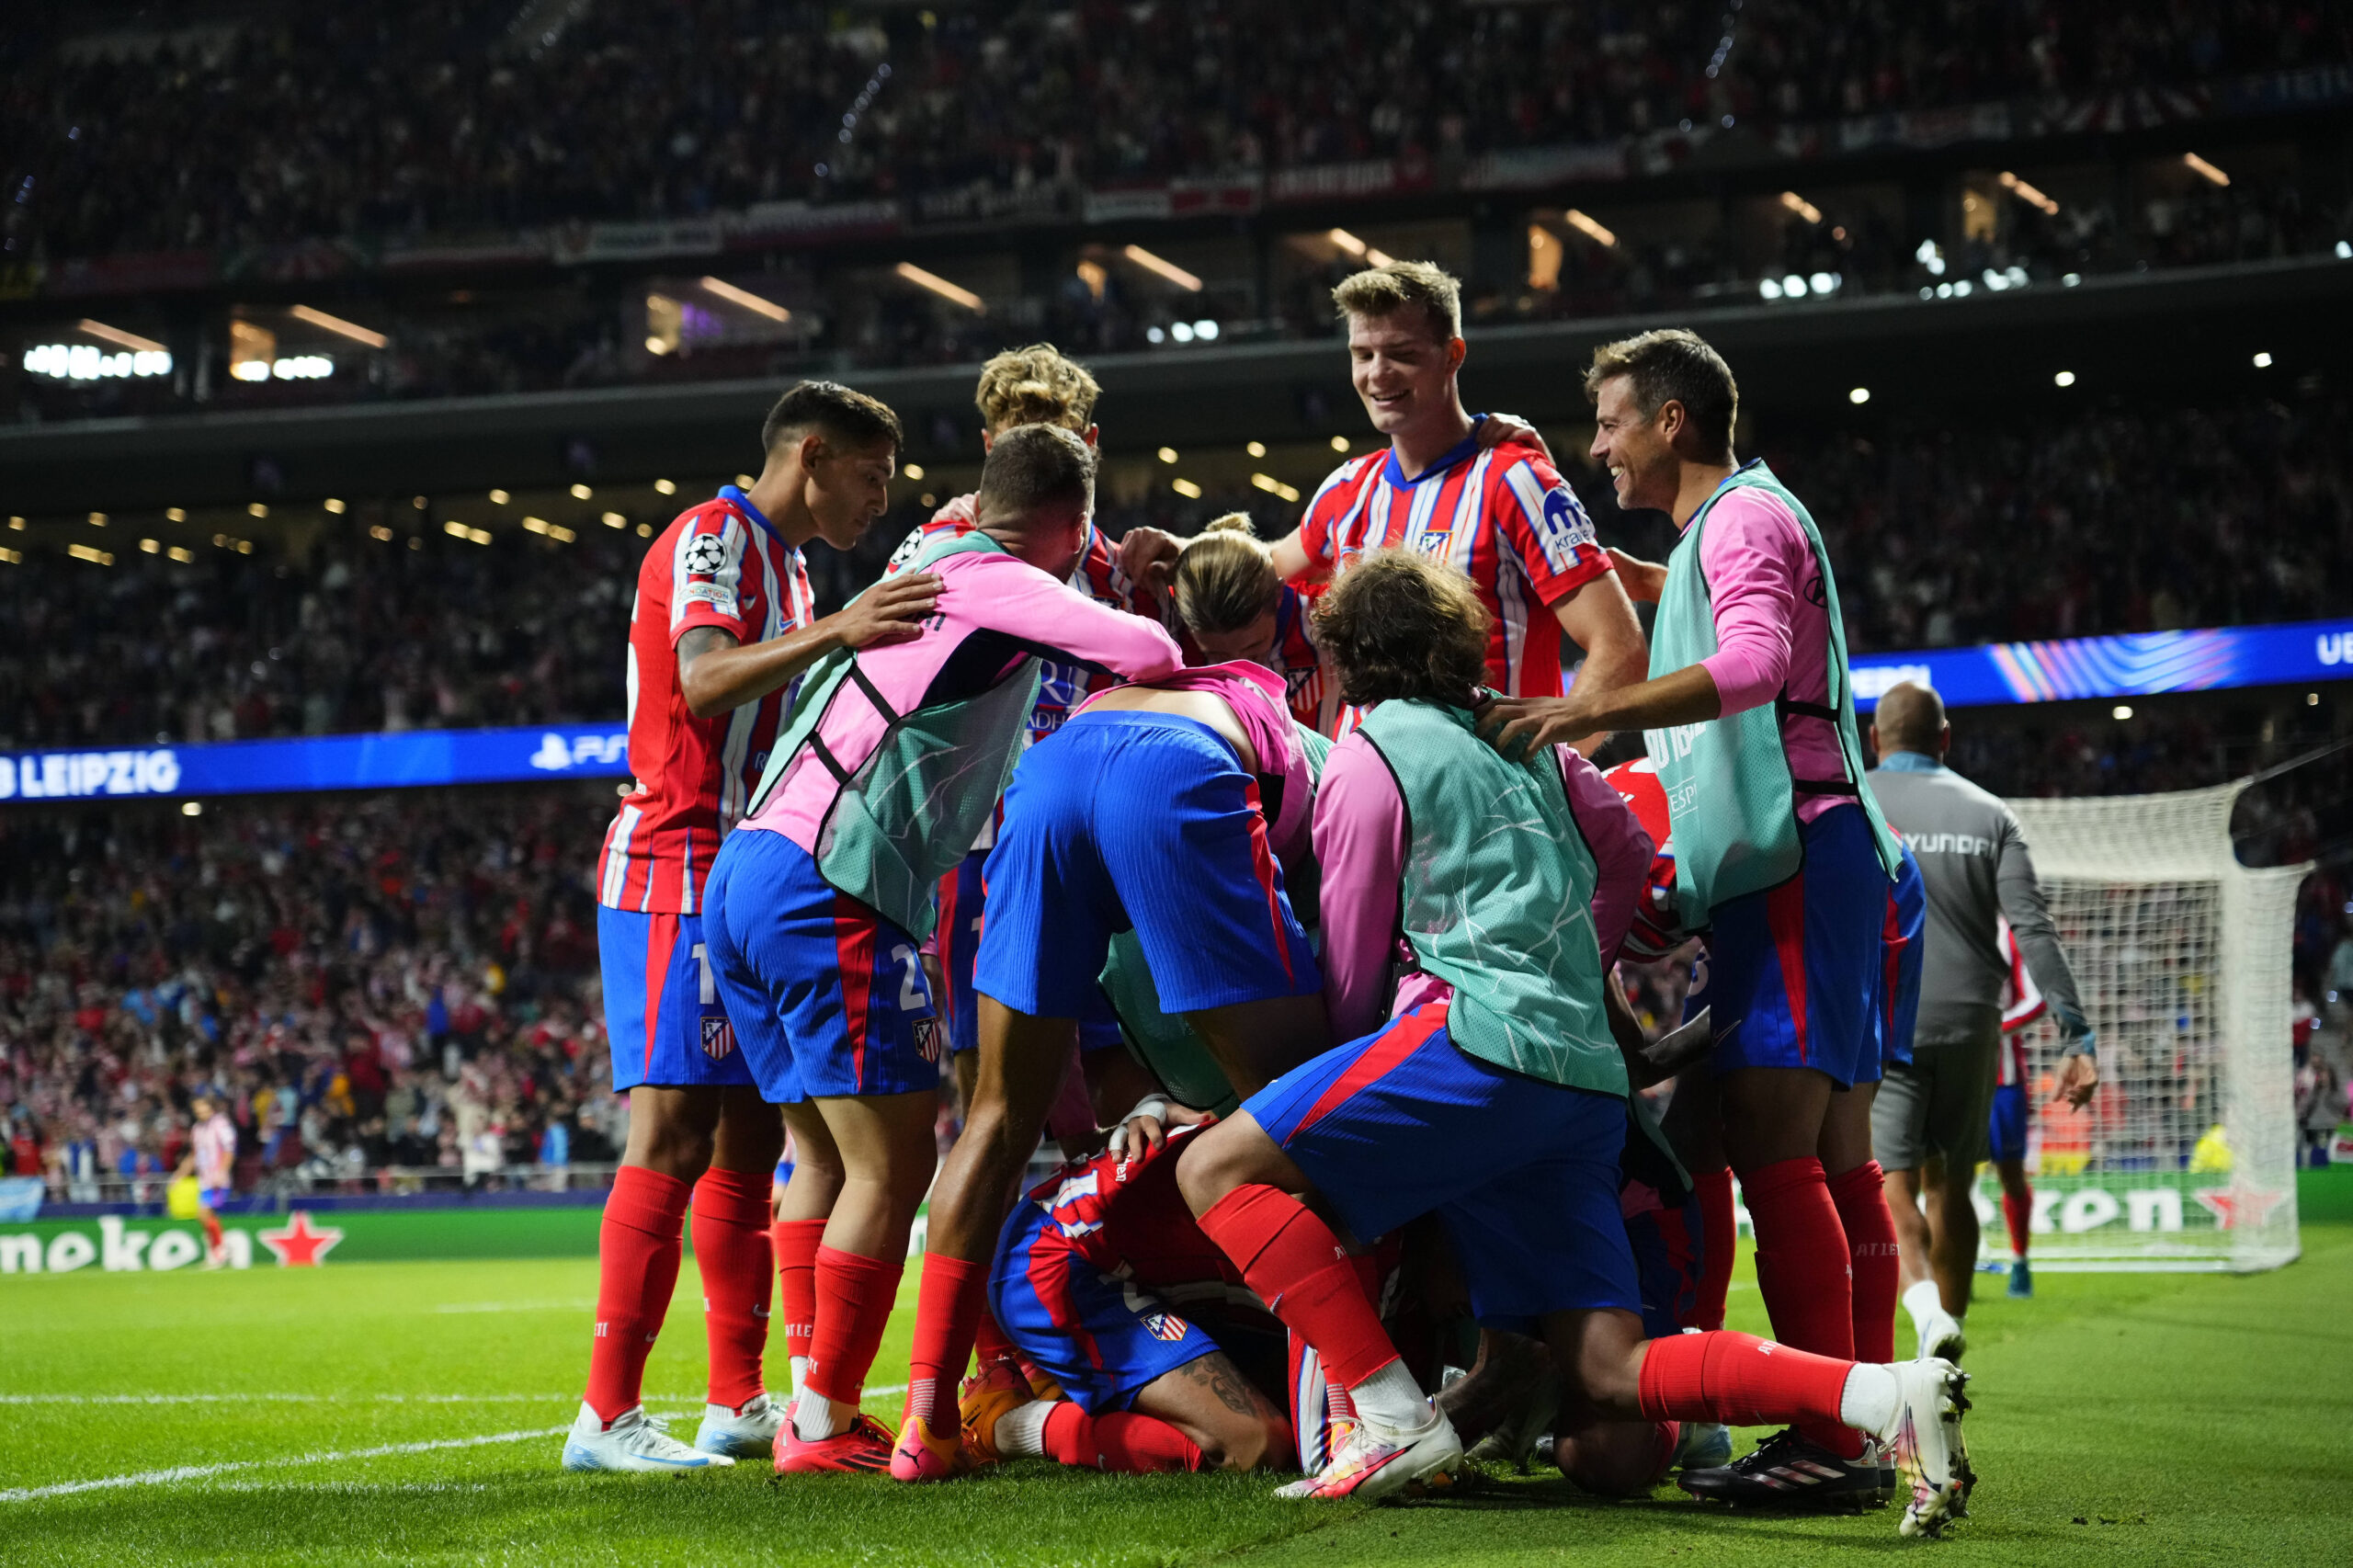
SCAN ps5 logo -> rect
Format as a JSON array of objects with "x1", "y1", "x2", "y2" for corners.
[{"x1": 529, "y1": 732, "x2": 630, "y2": 770}]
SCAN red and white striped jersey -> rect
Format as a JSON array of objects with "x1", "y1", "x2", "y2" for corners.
[
  {"x1": 886, "y1": 493, "x2": 1171, "y2": 741},
  {"x1": 1603, "y1": 756, "x2": 1687, "y2": 961},
  {"x1": 1995, "y1": 916, "x2": 2044, "y2": 1085},
  {"x1": 597, "y1": 487, "x2": 814, "y2": 915},
  {"x1": 1296, "y1": 423, "x2": 1613, "y2": 722},
  {"x1": 192, "y1": 1112, "x2": 236, "y2": 1189}
]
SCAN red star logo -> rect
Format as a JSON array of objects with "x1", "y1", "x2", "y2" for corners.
[
  {"x1": 257, "y1": 1210, "x2": 345, "y2": 1267},
  {"x1": 2193, "y1": 1181, "x2": 2287, "y2": 1232}
]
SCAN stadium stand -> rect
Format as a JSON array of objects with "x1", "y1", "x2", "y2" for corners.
[{"x1": 0, "y1": 785, "x2": 625, "y2": 1202}]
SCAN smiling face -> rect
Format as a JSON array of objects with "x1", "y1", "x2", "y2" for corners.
[
  {"x1": 1347, "y1": 311, "x2": 1463, "y2": 443},
  {"x1": 1588, "y1": 373, "x2": 1680, "y2": 516},
  {"x1": 802, "y1": 433, "x2": 898, "y2": 550}
]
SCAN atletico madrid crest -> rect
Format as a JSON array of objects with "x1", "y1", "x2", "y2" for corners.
[
  {"x1": 1141, "y1": 1312, "x2": 1190, "y2": 1343},
  {"x1": 700, "y1": 1016, "x2": 736, "y2": 1060}
]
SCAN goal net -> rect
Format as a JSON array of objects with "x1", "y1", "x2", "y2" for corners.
[{"x1": 1985, "y1": 780, "x2": 2304, "y2": 1272}]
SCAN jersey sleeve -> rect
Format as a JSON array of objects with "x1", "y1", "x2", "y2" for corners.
[
  {"x1": 1493, "y1": 449, "x2": 1612, "y2": 607},
  {"x1": 1293, "y1": 461, "x2": 1360, "y2": 580},
  {"x1": 1693, "y1": 487, "x2": 1803, "y2": 716},
  {"x1": 667, "y1": 507, "x2": 762, "y2": 647},
  {"x1": 1556, "y1": 746, "x2": 1655, "y2": 967},
  {"x1": 1313, "y1": 734, "x2": 1411, "y2": 1042},
  {"x1": 952, "y1": 551, "x2": 1184, "y2": 680}
]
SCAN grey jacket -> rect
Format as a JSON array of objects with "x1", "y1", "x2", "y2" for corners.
[{"x1": 1868, "y1": 755, "x2": 2091, "y2": 1052}]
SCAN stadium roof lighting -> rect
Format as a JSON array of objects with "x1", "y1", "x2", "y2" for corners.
[
  {"x1": 1997, "y1": 172, "x2": 2060, "y2": 215},
  {"x1": 1246, "y1": 441, "x2": 1266, "y2": 458},
  {"x1": 289, "y1": 304, "x2": 388, "y2": 347},
  {"x1": 570, "y1": 483, "x2": 593, "y2": 500},
  {"x1": 1324, "y1": 229, "x2": 1394, "y2": 267},
  {"x1": 0, "y1": 547, "x2": 18, "y2": 564},
  {"x1": 182, "y1": 801, "x2": 202, "y2": 817},
  {"x1": 488, "y1": 489, "x2": 510, "y2": 505},
  {"x1": 323, "y1": 497, "x2": 346, "y2": 515},
  {"x1": 1171, "y1": 478, "x2": 1203, "y2": 499},
  {"x1": 1120, "y1": 244, "x2": 1204, "y2": 291},
  {"x1": 75, "y1": 318, "x2": 165, "y2": 354},
  {"x1": 1157, "y1": 447, "x2": 1178, "y2": 464},
  {"x1": 168, "y1": 546, "x2": 193, "y2": 562},
  {"x1": 1563, "y1": 209, "x2": 1617, "y2": 247},
  {"x1": 2183, "y1": 153, "x2": 2230, "y2": 187},
  {"x1": 247, "y1": 503, "x2": 267, "y2": 518},
  {"x1": 2253, "y1": 351, "x2": 2273, "y2": 368},
  {"x1": 1779, "y1": 190, "x2": 1823, "y2": 225},
  {"x1": 165, "y1": 507, "x2": 186, "y2": 522},
  {"x1": 6, "y1": 516, "x2": 22, "y2": 529},
  {"x1": 903, "y1": 463, "x2": 926, "y2": 481},
  {"x1": 68, "y1": 542, "x2": 112, "y2": 565},
  {"x1": 2112, "y1": 704, "x2": 2133, "y2": 720},
  {"x1": 1849, "y1": 387, "x2": 1870, "y2": 404},
  {"x1": 654, "y1": 479, "x2": 676, "y2": 495},
  {"x1": 140, "y1": 537, "x2": 160, "y2": 554},
  {"x1": 2054, "y1": 369, "x2": 2076, "y2": 387},
  {"x1": 895, "y1": 261, "x2": 985, "y2": 311},
  {"x1": 602, "y1": 511, "x2": 626, "y2": 528},
  {"x1": 1250, "y1": 472, "x2": 1302, "y2": 504},
  {"x1": 1330, "y1": 436, "x2": 1350, "y2": 452},
  {"x1": 87, "y1": 511, "x2": 107, "y2": 527},
  {"x1": 645, "y1": 335, "x2": 670, "y2": 356},
  {"x1": 698, "y1": 276, "x2": 791, "y2": 322}
]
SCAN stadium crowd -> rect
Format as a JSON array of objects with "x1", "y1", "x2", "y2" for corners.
[
  {"x1": 0, "y1": 785, "x2": 628, "y2": 1201},
  {"x1": 7, "y1": 1, "x2": 2345, "y2": 264},
  {"x1": 6, "y1": 395, "x2": 2343, "y2": 755}
]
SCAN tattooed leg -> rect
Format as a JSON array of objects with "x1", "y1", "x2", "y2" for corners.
[{"x1": 1131, "y1": 1351, "x2": 1295, "y2": 1471}]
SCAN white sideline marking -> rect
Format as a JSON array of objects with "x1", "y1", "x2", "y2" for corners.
[{"x1": 0, "y1": 1426, "x2": 568, "y2": 1503}]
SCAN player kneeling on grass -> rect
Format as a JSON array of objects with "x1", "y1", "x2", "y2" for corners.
[
  {"x1": 704, "y1": 424, "x2": 1185, "y2": 1475},
  {"x1": 894, "y1": 654, "x2": 1330, "y2": 1481},
  {"x1": 1173, "y1": 551, "x2": 1974, "y2": 1536},
  {"x1": 964, "y1": 1117, "x2": 1294, "y2": 1474}
]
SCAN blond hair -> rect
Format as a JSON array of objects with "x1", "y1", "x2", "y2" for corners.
[
  {"x1": 972, "y1": 344, "x2": 1101, "y2": 436},
  {"x1": 1332, "y1": 260, "x2": 1462, "y2": 343},
  {"x1": 1584, "y1": 327, "x2": 1739, "y2": 462},
  {"x1": 1174, "y1": 514, "x2": 1281, "y2": 639}
]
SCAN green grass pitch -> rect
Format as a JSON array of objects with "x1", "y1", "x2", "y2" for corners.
[{"x1": 4, "y1": 1219, "x2": 2348, "y2": 1568}]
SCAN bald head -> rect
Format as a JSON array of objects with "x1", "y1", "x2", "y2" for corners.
[{"x1": 1871, "y1": 681, "x2": 1947, "y2": 760}]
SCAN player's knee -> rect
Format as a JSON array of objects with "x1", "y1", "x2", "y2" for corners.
[{"x1": 1173, "y1": 1131, "x2": 1245, "y2": 1218}]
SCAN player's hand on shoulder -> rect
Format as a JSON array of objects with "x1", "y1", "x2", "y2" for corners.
[
  {"x1": 1118, "y1": 527, "x2": 1182, "y2": 595},
  {"x1": 1606, "y1": 547, "x2": 1668, "y2": 603},
  {"x1": 1473, "y1": 693, "x2": 1588, "y2": 763},
  {"x1": 834, "y1": 571, "x2": 940, "y2": 648},
  {"x1": 1479, "y1": 410, "x2": 1553, "y2": 464}
]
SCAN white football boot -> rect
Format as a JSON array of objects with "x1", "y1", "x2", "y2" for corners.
[
  {"x1": 1880, "y1": 1359, "x2": 1973, "y2": 1538},
  {"x1": 1275, "y1": 1401, "x2": 1462, "y2": 1502},
  {"x1": 562, "y1": 1403, "x2": 735, "y2": 1472},
  {"x1": 692, "y1": 1391, "x2": 785, "y2": 1459}
]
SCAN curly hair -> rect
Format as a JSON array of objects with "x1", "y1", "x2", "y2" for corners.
[
  {"x1": 973, "y1": 344, "x2": 1101, "y2": 435},
  {"x1": 1173, "y1": 514, "x2": 1280, "y2": 638},
  {"x1": 1311, "y1": 551, "x2": 1491, "y2": 708}
]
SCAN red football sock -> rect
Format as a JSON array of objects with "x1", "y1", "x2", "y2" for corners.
[
  {"x1": 691, "y1": 1166, "x2": 775, "y2": 1410},
  {"x1": 1826, "y1": 1161, "x2": 1899, "y2": 1365},
  {"x1": 584, "y1": 1165, "x2": 691, "y2": 1423},
  {"x1": 1041, "y1": 1399, "x2": 1204, "y2": 1472},
  {"x1": 1736, "y1": 1155, "x2": 1859, "y2": 1457},
  {"x1": 200, "y1": 1212, "x2": 224, "y2": 1253},
  {"x1": 804, "y1": 1245, "x2": 903, "y2": 1410},
  {"x1": 1199, "y1": 1184, "x2": 1398, "y2": 1389},
  {"x1": 1636, "y1": 1330, "x2": 1855, "y2": 1430},
  {"x1": 773, "y1": 1218, "x2": 826, "y2": 1369},
  {"x1": 2003, "y1": 1187, "x2": 2031, "y2": 1259},
  {"x1": 974, "y1": 1303, "x2": 1018, "y2": 1369},
  {"x1": 903, "y1": 1253, "x2": 986, "y2": 1431},
  {"x1": 1691, "y1": 1166, "x2": 1735, "y2": 1331}
]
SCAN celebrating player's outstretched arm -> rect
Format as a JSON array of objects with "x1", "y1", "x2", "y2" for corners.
[{"x1": 676, "y1": 572, "x2": 939, "y2": 718}]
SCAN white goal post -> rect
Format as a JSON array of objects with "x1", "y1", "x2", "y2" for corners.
[{"x1": 1989, "y1": 781, "x2": 2306, "y2": 1273}]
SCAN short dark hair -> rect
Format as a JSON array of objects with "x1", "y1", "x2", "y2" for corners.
[
  {"x1": 1584, "y1": 328, "x2": 1738, "y2": 462},
  {"x1": 975, "y1": 423, "x2": 1097, "y2": 521},
  {"x1": 1311, "y1": 550, "x2": 1491, "y2": 707},
  {"x1": 759, "y1": 380, "x2": 903, "y2": 458}
]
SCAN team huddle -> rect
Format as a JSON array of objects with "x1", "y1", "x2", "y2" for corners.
[{"x1": 560, "y1": 260, "x2": 2100, "y2": 1541}]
